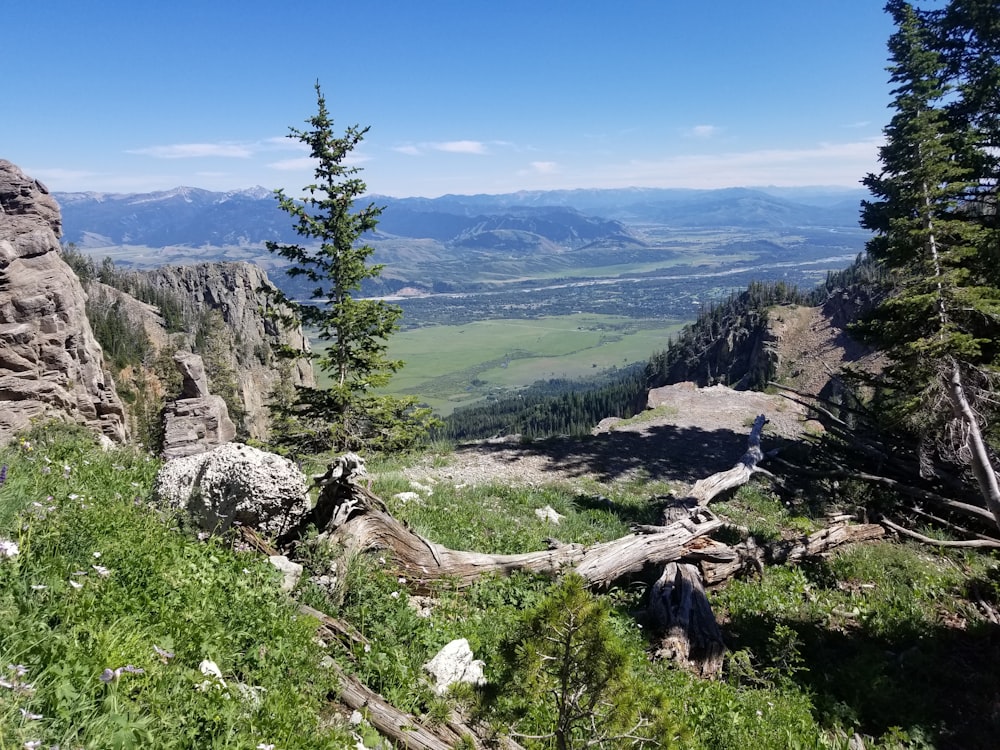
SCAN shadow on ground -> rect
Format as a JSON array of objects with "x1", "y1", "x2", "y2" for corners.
[
  {"x1": 723, "y1": 605, "x2": 1000, "y2": 750},
  {"x1": 458, "y1": 423, "x2": 802, "y2": 485}
]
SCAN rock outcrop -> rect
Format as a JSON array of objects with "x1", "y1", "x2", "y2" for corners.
[
  {"x1": 161, "y1": 351, "x2": 237, "y2": 459},
  {"x1": 153, "y1": 442, "x2": 309, "y2": 538},
  {"x1": 141, "y1": 261, "x2": 313, "y2": 440},
  {"x1": 0, "y1": 160, "x2": 126, "y2": 446}
]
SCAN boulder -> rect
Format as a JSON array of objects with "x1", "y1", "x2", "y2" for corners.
[
  {"x1": 154, "y1": 442, "x2": 308, "y2": 538},
  {"x1": 0, "y1": 160, "x2": 126, "y2": 446}
]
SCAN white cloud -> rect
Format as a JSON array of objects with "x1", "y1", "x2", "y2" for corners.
[
  {"x1": 393, "y1": 144, "x2": 422, "y2": 156},
  {"x1": 27, "y1": 167, "x2": 97, "y2": 184},
  {"x1": 605, "y1": 138, "x2": 883, "y2": 189},
  {"x1": 687, "y1": 124, "x2": 720, "y2": 138},
  {"x1": 267, "y1": 157, "x2": 317, "y2": 171},
  {"x1": 529, "y1": 161, "x2": 558, "y2": 174},
  {"x1": 128, "y1": 143, "x2": 255, "y2": 159},
  {"x1": 432, "y1": 140, "x2": 488, "y2": 155}
]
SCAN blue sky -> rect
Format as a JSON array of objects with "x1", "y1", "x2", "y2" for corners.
[{"x1": 5, "y1": 1, "x2": 903, "y2": 198}]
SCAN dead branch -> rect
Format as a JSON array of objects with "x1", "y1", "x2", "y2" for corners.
[
  {"x1": 677, "y1": 414, "x2": 770, "y2": 510},
  {"x1": 880, "y1": 517, "x2": 1000, "y2": 549},
  {"x1": 771, "y1": 457, "x2": 998, "y2": 526}
]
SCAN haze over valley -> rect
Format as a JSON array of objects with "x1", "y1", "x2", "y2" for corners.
[{"x1": 56, "y1": 184, "x2": 867, "y2": 413}]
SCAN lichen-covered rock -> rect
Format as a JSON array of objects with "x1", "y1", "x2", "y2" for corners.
[
  {"x1": 154, "y1": 442, "x2": 308, "y2": 538},
  {"x1": 0, "y1": 160, "x2": 126, "y2": 446},
  {"x1": 422, "y1": 638, "x2": 487, "y2": 696}
]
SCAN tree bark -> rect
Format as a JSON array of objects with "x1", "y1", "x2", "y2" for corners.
[
  {"x1": 946, "y1": 363, "x2": 1000, "y2": 534},
  {"x1": 648, "y1": 562, "x2": 726, "y2": 677}
]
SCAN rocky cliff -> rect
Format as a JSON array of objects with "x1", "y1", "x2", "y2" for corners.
[
  {"x1": 0, "y1": 160, "x2": 126, "y2": 445},
  {"x1": 140, "y1": 261, "x2": 314, "y2": 441}
]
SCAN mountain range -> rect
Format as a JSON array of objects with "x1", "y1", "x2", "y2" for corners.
[
  {"x1": 55, "y1": 185, "x2": 865, "y2": 249},
  {"x1": 53, "y1": 185, "x2": 869, "y2": 296}
]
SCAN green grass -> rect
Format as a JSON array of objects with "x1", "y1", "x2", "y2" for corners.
[
  {"x1": 5, "y1": 425, "x2": 1000, "y2": 749},
  {"x1": 322, "y1": 314, "x2": 687, "y2": 415},
  {"x1": 0, "y1": 424, "x2": 350, "y2": 749}
]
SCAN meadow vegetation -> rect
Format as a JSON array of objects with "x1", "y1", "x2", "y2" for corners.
[{"x1": 4, "y1": 424, "x2": 997, "y2": 748}]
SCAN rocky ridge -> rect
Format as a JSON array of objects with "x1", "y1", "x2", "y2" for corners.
[
  {"x1": 142, "y1": 261, "x2": 314, "y2": 440},
  {"x1": 0, "y1": 160, "x2": 126, "y2": 446}
]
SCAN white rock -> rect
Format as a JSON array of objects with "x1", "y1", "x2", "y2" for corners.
[
  {"x1": 268, "y1": 555, "x2": 303, "y2": 592},
  {"x1": 423, "y1": 638, "x2": 486, "y2": 696},
  {"x1": 534, "y1": 505, "x2": 565, "y2": 524},
  {"x1": 153, "y1": 443, "x2": 308, "y2": 538},
  {"x1": 409, "y1": 480, "x2": 433, "y2": 496}
]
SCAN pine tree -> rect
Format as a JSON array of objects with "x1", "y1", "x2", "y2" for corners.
[
  {"x1": 266, "y1": 83, "x2": 436, "y2": 454},
  {"x1": 860, "y1": 0, "x2": 1000, "y2": 529}
]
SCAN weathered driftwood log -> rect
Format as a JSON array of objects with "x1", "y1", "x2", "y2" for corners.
[
  {"x1": 674, "y1": 414, "x2": 770, "y2": 514},
  {"x1": 328, "y1": 657, "x2": 515, "y2": 750},
  {"x1": 648, "y1": 562, "x2": 726, "y2": 677},
  {"x1": 316, "y1": 483, "x2": 724, "y2": 590},
  {"x1": 687, "y1": 522, "x2": 887, "y2": 586}
]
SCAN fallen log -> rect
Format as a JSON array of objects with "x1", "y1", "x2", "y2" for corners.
[
  {"x1": 688, "y1": 522, "x2": 887, "y2": 586},
  {"x1": 329, "y1": 658, "x2": 511, "y2": 750},
  {"x1": 318, "y1": 485, "x2": 724, "y2": 591}
]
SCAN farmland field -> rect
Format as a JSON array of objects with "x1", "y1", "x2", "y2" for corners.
[{"x1": 316, "y1": 314, "x2": 687, "y2": 415}]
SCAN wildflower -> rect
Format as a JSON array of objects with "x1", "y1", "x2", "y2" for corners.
[
  {"x1": 92, "y1": 551, "x2": 102, "y2": 559},
  {"x1": 19, "y1": 707, "x2": 43, "y2": 720},
  {"x1": 67, "y1": 493, "x2": 80, "y2": 500},
  {"x1": 30, "y1": 585, "x2": 47, "y2": 591},
  {"x1": 9, "y1": 665, "x2": 28, "y2": 677},
  {"x1": 100, "y1": 665, "x2": 145, "y2": 683},
  {"x1": 92, "y1": 565, "x2": 111, "y2": 578},
  {"x1": 397, "y1": 577, "x2": 407, "y2": 584},
  {"x1": 0, "y1": 539, "x2": 18, "y2": 559},
  {"x1": 257, "y1": 744, "x2": 276, "y2": 750},
  {"x1": 153, "y1": 645, "x2": 174, "y2": 663},
  {"x1": 24, "y1": 740, "x2": 42, "y2": 749},
  {"x1": 62, "y1": 465, "x2": 71, "y2": 478},
  {"x1": 390, "y1": 591, "x2": 400, "y2": 599},
  {"x1": 0, "y1": 464, "x2": 7, "y2": 486},
  {"x1": 68, "y1": 580, "x2": 83, "y2": 590}
]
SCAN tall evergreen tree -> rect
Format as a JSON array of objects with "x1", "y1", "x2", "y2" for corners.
[
  {"x1": 266, "y1": 83, "x2": 435, "y2": 454},
  {"x1": 860, "y1": 0, "x2": 1000, "y2": 529}
]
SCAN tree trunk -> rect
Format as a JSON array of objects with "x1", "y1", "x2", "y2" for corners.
[
  {"x1": 648, "y1": 562, "x2": 726, "y2": 677},
  {"x1": 946, "y1": 363, "x2": 1000, "y2": 534}
]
